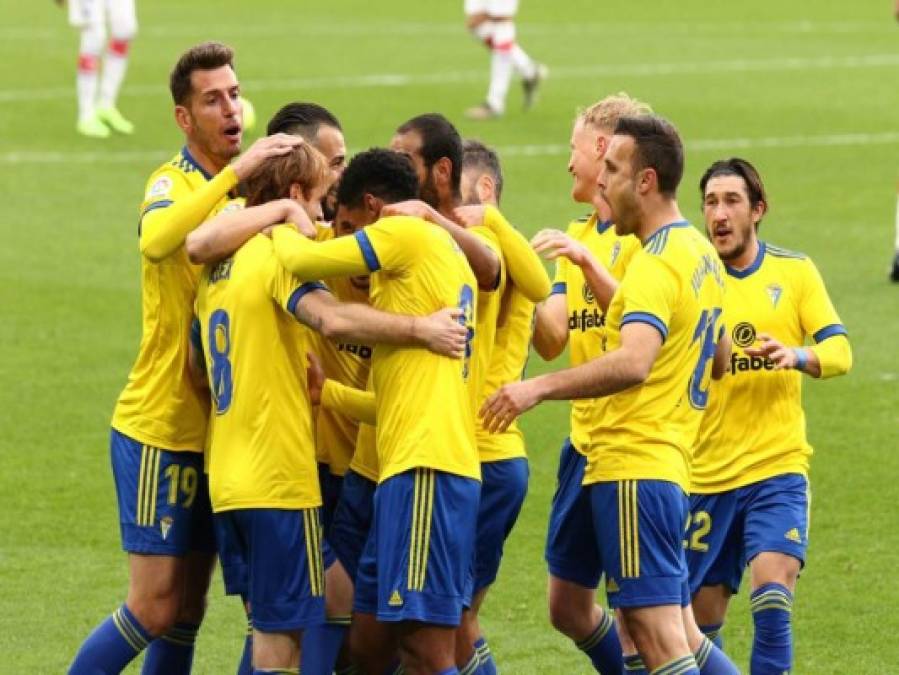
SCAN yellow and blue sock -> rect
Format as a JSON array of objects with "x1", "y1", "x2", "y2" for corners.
[
  {"x1": 68, "y1": 604, "x2": 152, "y2": 674},
  {"x1": 238, "y1": 611, "x2": 253, "y2": 675},
  {"x1": 650, "y1": 654, "x2": 699, "y2": 675},
  {"x1": 301, "y1": 616, "x2": 351, "y2": 675},
  {"x1": 624, "y1": 653, "x2": 648, "y2": 674},
  {"x1": 474, "y1": 636, "x2": 497, "y2": 675},
  {"x1": 750, "y1": 583, "x2": 793, "y2": 674},
  {"x1": 141, "y1": 622, "x2": 199, "y2": 674},
  {"x1": 698, "y1": 623, "x2": 724, "y2": 651},
  {"x1": 575, "y1": 610, "x2": 624, "y2": 674},
  {"x1": 693, "y1": 636, "x2": 739, "y2": 674}
]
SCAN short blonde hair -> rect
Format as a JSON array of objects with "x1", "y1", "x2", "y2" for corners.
[{"x1": 578, "y1": 92, "x2": 652, "y2": 132}]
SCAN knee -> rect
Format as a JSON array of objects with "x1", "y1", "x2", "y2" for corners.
[
  {"x1": 548, "y1": 594, "x2": 587, "y2": 639},
  {"x1": 128, "y1": 593, "x2": 181, "y2": 637},
  {"x1": 79, "y1": 23, "x2": 106, "y2": 57}
]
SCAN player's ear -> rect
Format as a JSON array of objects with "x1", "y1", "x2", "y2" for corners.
[
  {"x1": 174, "y1": 105, "x2": 192, "y2": 134},
  {"x1": 595, "y1": 134, "x2": 608, "y2": 157},
  {"x1": 638, "y1": 167, "x2": 657, "y2": 196},
  {"x1": 476, "y1": 175, "x2": 495, "y2": 204},
  {"x1": 288, "y1": 182, "x2": 302, "y2": 202},
  {"x1": 364, "y1": 193, "x2": 383, "y2": 221},
  {"x1": 435, "y1": 157, "x2": 452, "y2": 188}
]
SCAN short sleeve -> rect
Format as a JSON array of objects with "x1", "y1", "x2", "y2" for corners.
[
  {"x1": 355, "y1": 216, "x2": 426, "y2": 273},
  {"x1": 262, "y1": 245, "x2": 329, "y2": 315},
  {"x1": 139, "y1": 168, "x2": 190, "y2": 222},
  {"x1": 551, "y1": 257, "x2": 568, "y2": 295},
  {"x1": 618, "y1": 254, "x2": 679, "y2": 342},
  {"x1": 798, "y1": 258, "x2": 846, "y2": 343}
]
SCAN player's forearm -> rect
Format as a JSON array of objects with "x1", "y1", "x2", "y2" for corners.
[
  {"x1": 532, "y1": 299, "x2": 568, "y2": 360},
  {"x1": 139, "y1": 166, "x2": 238, "y2": 262},
  {"x1": 321, "y1": 302, "x2": 429, "y2": 350},
  {"x1": 321, "y1": 380, "x2": 377, "y2": 425},
  {"x1": 433, "y1": 213, "x2": 500, "y2": 290},
  {"x1": 805, "y1": 335, "x2": 852, "y2": 379},
  {"x1": 186, "y1": 200, "x2": 288, "y2": 264},
  {"x1": 273, "y1": 225, "x2": 367, "y2": 281},
  {"x1": 532, "y1": 346, "x2": 649, "y2": 401},
  {"x1": 483, "y1": 207, "x2": 551, "y2": 302}
]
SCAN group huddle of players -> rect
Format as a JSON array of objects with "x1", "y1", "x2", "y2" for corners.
[{"x1": 68, "y1": 41, "x2": 852, "y2": 675}]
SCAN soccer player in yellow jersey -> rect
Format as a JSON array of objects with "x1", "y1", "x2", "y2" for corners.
[
  {"x1": 69, "y1": 42, "x2": 305, "y2": 675},
  {"x1": 525, "y1": 94, "x2": 649, "y2": 674},
  {"x1": 484, "y1": 116, "x2": 738, "y2": 675},
  {"x1": 687, "y1": 159, "x2": 851, "y2": 674},
  {"x1": 194, "y1": 144, "x2": 469, "y2": 674},
  {"x1": 271, "y1": 148, "x2": 481, "y2": 675}
]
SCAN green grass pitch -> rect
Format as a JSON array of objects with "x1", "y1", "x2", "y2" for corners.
[{"x1": 1, "y1": 0, "x2": 897, "y2": 671}]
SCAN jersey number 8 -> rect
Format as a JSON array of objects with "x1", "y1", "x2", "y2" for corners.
[{"x1": 208, "y1": 309, "x2": 233, "y2": 414}]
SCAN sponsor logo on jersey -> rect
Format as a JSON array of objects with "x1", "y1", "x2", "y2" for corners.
[
  {"x1": 732, "y1": 322, "x2": 756, "y2": 348},
  {"x1": 569, "y1": 308, "x2": 604, "y2": 331},
  {"x1": 730, "y1": 353, "x2": 775, "y2": 374},
  {"x1": 766, "y1": 283, "x2": 783, "y2": 308},
  {"x1": 147, "y1": 176, "x2": 173, "y2": 199},
  {"x1": 582, "y1": 282, "x2": 595, "y2": 305},
  {"x1": 337, "y1": 342, "x2": 373, "y2": 359}
]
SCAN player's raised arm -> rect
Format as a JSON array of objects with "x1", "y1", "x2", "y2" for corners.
[
  {"x1": 477, "y1": 205, "x2": 551, "y2": 302},
  {"x1": 272, "y1": 224, "x2": 370, "y2": 280}
]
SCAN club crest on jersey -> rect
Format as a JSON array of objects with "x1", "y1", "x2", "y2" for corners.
[
  {"x1": 146, "y1": 176, "x2": 173, "y2": 199},
  {"x1": 160, "y1": 516, "x2": 174, "y2": 540},
  {"x1": 766, "y1": 283, "x2": 783, "y2": 308},
  {"x1": 582, "y1": 283, "x2": 595, "y2": 305},
  {"x1": 610, "y1": 241, "x2": 622, "y2": 267}
]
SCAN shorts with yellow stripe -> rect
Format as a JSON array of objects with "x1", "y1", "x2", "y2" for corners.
[
  {"x1": 353, "y1": 468, "x2": 480, "y2": 626},
  {"x1": 110, "y1": 428, "x2": 214, "y2": 555},
  {"x1": 588, "y1": 479, "x2": 691, "y2": 609},
  {"x1": 213, "y1": 508, "x2": 326, "y2": 631}
]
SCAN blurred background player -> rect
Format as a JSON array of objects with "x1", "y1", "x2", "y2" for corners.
[
  {"x1": 57, "y1": 0, "x2": 138, "y2": 138},
  {"x1": 891, "y1": 181, "x2": 899, "y2": 281},
  {"x1": 688, "y1": 158, "x2": 852, "y2": 674},
  {"x1": 463, "y1": 0, "x2": 547, "y2": 120}
]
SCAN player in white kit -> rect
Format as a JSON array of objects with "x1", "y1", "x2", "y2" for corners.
[
  {"x1": 57, "y1": 0, "x2": 137, "y2": 138},
  {"x1": 464, "y1": 0, "x2": 547, "y2": 120}
]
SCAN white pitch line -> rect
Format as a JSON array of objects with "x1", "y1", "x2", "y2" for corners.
[
  {"x1": 1, "y1": 53, "x2": 897, "y2": 103},
  {"x1": 2, "y1": 132, "x2": 897, "y2": 166}
]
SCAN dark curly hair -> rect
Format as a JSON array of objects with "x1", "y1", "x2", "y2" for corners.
[{"x1": 336, "y1": 149, "x2": 419, "y2": 209}]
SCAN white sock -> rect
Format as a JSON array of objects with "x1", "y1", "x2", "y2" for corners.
[
  {"x1": 98, "y1": 39, "x2": 130, "y2": 110},
  {"x1": 510, "y1": 44, "x2": 537, "y2": 79},
  {"x1": 76, "y1": 53, "x2": 100, "y2": 122},
  {"x1": 488, "y1": 48, "x2": 514, "y2": 113}
]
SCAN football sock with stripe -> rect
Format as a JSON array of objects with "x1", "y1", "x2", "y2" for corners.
[
  {"x1": 698, "y1": 624, "x2": 724, "y2": 651},
  {"x1": 750, "y1": 583, "x2": 793, "y2": 674},
  {"x1": 474, "y1": 637, "x2": 497, "y2": 675},
  {"x1": 68, "y1": 604, "x2": 152, "y2": 674},
  {"x1": 650, "y1": 654, "x2": 699, "y2": 675},
  {"x1": 301, "y1": 616, "x2": 350, "y2": 675},
  {"x1": 575, "y1": 610, "x2": 624, "y2": 674},
  {"x1": 238, "y1": 610, "x2": 253, "y2": 675},
  {"x1": 459, "y1": 649, "x2": 480, "y2": 675},
  {"x1": 141, "y1": 622, "x2": 199, "y2": 674},
  {"x1": 693, "y1": 636, "x2": 739, "y2": 674},
  {"x1": 624, "y1": 653, "x2": 648, "y2": 674}
]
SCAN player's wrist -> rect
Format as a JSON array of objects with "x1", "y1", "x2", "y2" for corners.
[{"x1": 792, "y1": 347, "x2": 808, "y2": 373}]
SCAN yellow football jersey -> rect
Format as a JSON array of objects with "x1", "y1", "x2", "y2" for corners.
[
  {"x1": 470, "y1": 226, "x2": 506, "y2": 418},
  {"x1": 691, "y1": 242, "x2": 848, "y2": 493},
  {"x1": 312, "y1": 273, "x2": 372, "y2": 476},
  {"x1": 583, "y1": 222, "x2": 727, "y2": 492},
  {"x1": 350, "y1": 420, "x2": 379, "y2": 482},
  {"x1": 476, "y1": 283, "x2": 534, "y2": 461},
  {"x1": 195, "y1": 235, "x2": 323, "y2": 511},
  {"x1": 112, "y1": 148, "x2": 237, "y2": 452},
  {"x1": 551, "y1": 213, "x2": 640, "y2": 454},
  {"x1": 272, "y1": 216, "x2": 480, "y2": 483}
]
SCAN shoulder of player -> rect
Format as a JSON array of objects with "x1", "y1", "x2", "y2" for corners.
[{"x1": 764, "y1": 241, "x2": 808, "y2": 261}]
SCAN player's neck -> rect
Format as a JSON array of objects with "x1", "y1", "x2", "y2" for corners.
[
  {"x1": 591, "y1": 194, "x2": 612, "y2": 223},
  {"x1": 636, "y1": 201, "x2": 684, "y2": 243},
  {"x1": 727, "y1": 237, "x2": 760, "y2": 271},
  {"x1": 185, "y1": 141, "x2": 228, "y2": 177}
]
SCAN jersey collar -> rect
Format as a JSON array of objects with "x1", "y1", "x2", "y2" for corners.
[
  {"x1": 596, "y1": 218, "x2": 613, "y2": 234},
  {"x1": 725, "y1": 241, "x2": 766, "y2": 278},
  {"x1": 642, "y1": 219, "x2": 690, "y2": 247},
  {"x1": 181, "y1": 146, "x2": 213, "y2": 181}
]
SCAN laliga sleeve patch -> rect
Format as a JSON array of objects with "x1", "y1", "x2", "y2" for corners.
[{"x1": 146, "y1": 175, "x2": 173, "y2": 199}]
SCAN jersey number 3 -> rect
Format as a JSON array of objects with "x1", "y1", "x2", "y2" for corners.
[
  {"x1": 458, "y1": 285, "x2": 475, "y2": 381},
  {"x1": 689, "y1": 307, "x2": 723, "y2": 410},
  {"x1": 208, "y1": 309, "x2": 233, "y2": 414}
]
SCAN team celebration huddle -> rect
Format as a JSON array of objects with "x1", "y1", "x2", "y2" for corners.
[{"x1": 67, "y1": 38, "x2": 852, "y2": 675}]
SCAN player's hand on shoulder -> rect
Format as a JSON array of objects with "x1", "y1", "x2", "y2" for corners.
[
  {"x1": 380, "y1": 199, "x2": 436, "y2": 222},
  {"x1": 743, "y1": 333, "x2": 795, "y2": 370},
  {"x1": 415, "y1": 307, "x2": 468, "y2": 359},
  {"x1": 306, "y1": 352, "x2": 325, "y2": 406},
  {"x1": 232, "y1": 133, "x2": 304, "y2": 180},
  {"x1": 453, "y1": 204, "x2": 487, "y2": 228},
  {"x1": 531, "y1": 229, "x2": 589, "y2": 266}
]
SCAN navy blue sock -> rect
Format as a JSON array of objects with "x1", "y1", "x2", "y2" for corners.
[
  {"x1": 474, "y1": 637, "x2": 497, "y2": 675},
  {"x1": 698, "y1": 624, "x2": 724, "y2": 651},
  {"x1": 693, "y1": 636, "x2": 739, "y2": 674},
  {"x1": 750, "y1": 583, "x2": 793, "y2": 674},
  {"x1": 69, "y1": 604, "x2": 153, "y2": 674},
  {"x1": 141, "y1": 622, "x2": 199, "y2": 674},
  {"x1": 650, "y1": 655, "x2": 699, "y2": 674},
  {"x1": 624, "y1": 653, "x2": 648, "y2": 674},
  {"x1": 575, "y1": 610, "x2": 624, "y2": 674},
  {"x1": 301, "y1": 617, "x2": 350, "y2": 675},
  {"x1": 238, "y1": 612, "x2": 253, "y2": 675}
]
